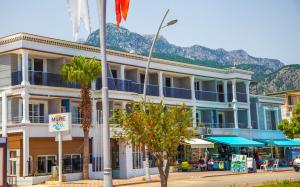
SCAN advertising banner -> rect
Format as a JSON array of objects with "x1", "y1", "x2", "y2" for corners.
[{"x1": 231, "y1": 154, "x2": 247, "y2": 173}]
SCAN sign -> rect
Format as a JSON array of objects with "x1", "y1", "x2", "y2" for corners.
[
  {"x1": 231, "y1": 154, "x2": 247, "y2": 173},
  {"x1": 49, "y1": 113, "x2": 71, "y2": 132}
]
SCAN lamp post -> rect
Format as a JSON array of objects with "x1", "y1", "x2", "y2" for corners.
[
  {"x1": 142, "y1": 9, "x2": 177, "y2": 182},
  {"x1": 97, "y1": 0, "x2": 112, "y2": 186}
]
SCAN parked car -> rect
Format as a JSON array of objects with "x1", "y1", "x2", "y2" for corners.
[{"x1": 293, "y1": 155, "x2": 300, "y2": 171}]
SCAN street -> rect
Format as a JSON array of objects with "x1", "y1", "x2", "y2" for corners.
[
  {"x1": 128, "y1": 170, "x2": 300, "y2": 187},
  {"x1": 35, "y1": 169, "x2": 300, "y2": 187}
]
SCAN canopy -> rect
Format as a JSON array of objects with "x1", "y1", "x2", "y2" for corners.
[
  {"x1": 256, "y1": 139, "x2": 300, "y2": 147},
  {"x1": 185, "y1": 138, "x2": 214, "y2": 149},
  {"x1": 205, "y1": 136, "x2": 264, "y2": 147}
]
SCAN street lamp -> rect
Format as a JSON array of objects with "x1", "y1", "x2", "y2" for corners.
[
  {"x1": 142, "y1": 9, "x2": 177, "y2": 182},
  {"x1": 97, "y1": 0, "x2": 113, "y2": 187}
]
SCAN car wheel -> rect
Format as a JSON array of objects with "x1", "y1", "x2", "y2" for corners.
[{"x1": 294, "y1": 168, "x2": 299, "y2": 172}]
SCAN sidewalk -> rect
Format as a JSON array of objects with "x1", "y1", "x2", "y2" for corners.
[{"x1": 31, "y1": 167, "x2": 293, "y2": 187}]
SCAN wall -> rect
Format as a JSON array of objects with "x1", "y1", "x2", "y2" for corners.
[
  {"x1": 250, "y1": 98, "x2": 258, "y2": 129},
  {"x1": 238, "y1": 110, "x2": 248, "y2": 129},
  {"x1": 48, "y1": 99, "x2": 61, "y2": 114},
  {"x1": 148, "y1": 73, "x2": 158, "y2": 85},
  {"x1": 125, "y1": 69, "x2": 138, "y2": 82},
  {"x1": 202, "y1": 81, "x2": 216, "y2": 92},
  {"x1": 47, "y1": 59, "x2": 64, "y2": 74}
]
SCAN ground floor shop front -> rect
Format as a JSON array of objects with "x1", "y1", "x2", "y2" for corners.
[{"x1": 175, "y1": 136, "x2": 300, "y2": 172}]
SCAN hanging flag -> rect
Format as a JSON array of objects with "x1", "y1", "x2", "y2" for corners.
[
  {"x1": 115, "y1": 0, "x2": 130, "y2": 27},
  {"x1": 67, "y1": 0, "x2": 91, "y2": 41}
]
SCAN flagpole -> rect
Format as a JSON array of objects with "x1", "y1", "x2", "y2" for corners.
[{"x1": 97, "y1": 0, "x2": 113, "y2": 186}]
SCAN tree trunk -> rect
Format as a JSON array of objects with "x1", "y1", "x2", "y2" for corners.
[
  {"x1": 83, "y1": 130, "x2": 90, "y2": 179},
  {"x1": 81, "y1": 86, "x2": 91, "y2": 180}
]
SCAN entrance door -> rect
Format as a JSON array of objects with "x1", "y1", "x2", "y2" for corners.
[
  {"x1": 111, "y1": 139, "x2": 120, "y2": 179},
  {"x1": 8, "y1": 150, "x2": 18, "y2": 176},
  {"x1": 218, "y1": 112, "x2": 225, "y2": 128}
]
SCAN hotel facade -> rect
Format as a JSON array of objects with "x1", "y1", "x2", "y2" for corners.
[{"x1": 0, "y1": 33, "x2": 287, "y2": 185}]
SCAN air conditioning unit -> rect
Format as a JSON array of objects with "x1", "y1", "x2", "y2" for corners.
[{"x1": 228, "y1": 103, "x2": 232, "y2": 108}]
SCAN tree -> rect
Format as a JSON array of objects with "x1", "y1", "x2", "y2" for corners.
[
  {"x1": 61, "y1": 56, "x2": 101, "y2": 179},
  {"x1": 113, "y1": 101, "x2": 193, "y2": 187},
  {"x1": 278, "y1": 103, "x2": 300, "y2": 139}
]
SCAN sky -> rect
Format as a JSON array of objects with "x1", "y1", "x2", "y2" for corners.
[{"x1": 0, "y1": 0, "x2": 299, "y2": 65}]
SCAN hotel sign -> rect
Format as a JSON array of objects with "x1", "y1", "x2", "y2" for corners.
[{"x1": 49, "y1": 113, "x2": 71, "y2": 132}]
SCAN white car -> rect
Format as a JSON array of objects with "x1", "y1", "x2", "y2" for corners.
[{"x1": 293, "y1": 155, "x2": 300, "y2": 171}]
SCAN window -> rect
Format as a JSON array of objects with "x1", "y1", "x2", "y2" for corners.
[
  {"x1": 266, "y1": 110, "x2": 277, "y2": 130},
  {"x1": 63, "y1": 154, "x2": 82, "y2": 173},
  {"x1": 140, "y1": 74, "x2": 145, "y2": 84},
  {"x1": 71, "y1": 105, "x2": 82, "y2": 124},
  {"x1": 37, "y1": 155, "x2": 56, "y2": 174},
  {"x1": 29, "y1": 103, "x2": 44, "y2": 123},
  {"x1": 194, "y1": 82, "x2": 200, "y2": 91},
  {"x1": 165, "y1": 77, "x2": 171, "y2": 87},
  {"x1": 111, "y1": 69, "x2": 118, "y2": 79},
  {"x1": 132, "y1": 144, "x2": 143, "y2": 169},
  {"x1": 34, "y1": 59, "x2": 43, "y2": 72}
]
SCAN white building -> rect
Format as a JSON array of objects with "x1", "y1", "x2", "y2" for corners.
[{"x1": 0, "y1": 33, "x2": 286, "y2": 185}]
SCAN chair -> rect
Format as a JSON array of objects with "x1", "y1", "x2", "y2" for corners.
[
  {"x1": 272, "y1": 159, "x2": 279, "y2": 170},
  {"x1": 260, "y1": 160, "x2": 268, "y2": 171}
]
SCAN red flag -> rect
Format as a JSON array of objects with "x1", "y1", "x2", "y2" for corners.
[{"x1": 115, "y1": 0, "x2": 130, "y2": 27}]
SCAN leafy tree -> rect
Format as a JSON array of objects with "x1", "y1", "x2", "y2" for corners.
[
  {"x1": 278, "y1": 103, "x2": 300, "y2": 139},
  {"x1": 61, "y1": 56, "x2": 101, "y2": 179},
  {"x1": 113, "y1": 101, "x2": 193, "y2": 187}
]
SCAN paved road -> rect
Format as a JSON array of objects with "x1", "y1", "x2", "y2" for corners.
[{"x1": 126, "y1": 171, "x2": 300, "y2": 187}]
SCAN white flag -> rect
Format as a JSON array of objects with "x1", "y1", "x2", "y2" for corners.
[{"x1": 67, "y1": 0, "x2": 91, "y2": 41}]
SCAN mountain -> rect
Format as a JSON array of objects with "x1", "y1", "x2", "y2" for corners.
[
  {"x1": 86, "y1": 23, "x2": 284, "y2": 71},
  {"x1": 253, "y1": 65, "x2": 300, "y2": 94}
]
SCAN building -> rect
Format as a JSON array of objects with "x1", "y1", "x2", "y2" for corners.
[
  {"x1": 267, "y1": 90, "x2": 300, "y2": 120},
  {"x1": 0, "y1": 33, "x2": 288, "y2": 185}
]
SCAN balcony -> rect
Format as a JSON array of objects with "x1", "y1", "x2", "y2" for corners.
[
  {"x1": 227, "y1": 92, "x2": 247, "y2": 103},
  {"x1": 163, "y1": 87, "x2": 191, "y2": 99},
  {"x1": 96, "y1": 78, "x2": 159, "y2": 97},
  {"x1": 8, "y1": 116, "x2": 47, "y2": 123},
  {"x1": 11, "y1": 71, "x2": 80, "y2": 89},
  {"x1": 195, "y1": 90, "x2": 224, "y2": 102}
]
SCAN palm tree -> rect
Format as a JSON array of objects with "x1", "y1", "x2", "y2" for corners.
[{"x1": 61, "y1": 56, "x2": 101, "y2": 179}]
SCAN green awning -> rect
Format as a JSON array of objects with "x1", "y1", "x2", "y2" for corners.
[
  {"x1": 205, "y1": 136, "x2": 264, "y2": 147},
  {"x1": 255, "y1": 139, "x2": 300, "y2": 147}
]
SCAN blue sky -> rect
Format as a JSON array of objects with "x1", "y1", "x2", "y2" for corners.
[{"x1": 0, "y1": 0, "x2": 299, "y2": 65}]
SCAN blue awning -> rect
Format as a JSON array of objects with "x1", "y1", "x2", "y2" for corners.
[
  {"x1": 255, "y1": 139, "x2": 300, "y2": 147},
  {"x1": 205, "y1": 136, "x2": 264, "y2": 147}
]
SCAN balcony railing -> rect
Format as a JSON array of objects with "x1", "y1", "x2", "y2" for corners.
[
  {"x1": 9, "y1": 116, "x2": 46, "y2": 123},
  {"x1": 11, "y1": 71, "x2": 80, "y2": 89},
  {"x1": 96, "y1": 78, "x2": 159, "y2": 97},
  {"x1": 196, "y1": 122, "x2": 236, "y2": 129},
  {"x1": 195, "y1": 90, "x2": 224, "y2": 102},
  {"x1": 227, "y1": 92, "x2": 247, "y2": 103},
  {"x1": 163, "y1": 87, "x2": 191, "y2": 99}
]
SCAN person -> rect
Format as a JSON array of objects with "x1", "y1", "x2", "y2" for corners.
[
  {"x1": 207, "y1": 158, "x2": 214, "y2": 171},
  {"x1": 198, "y1": 156, "x2": 206, "y2": 171},
  {"x1": 181, "y1": 160, "x2": 189, "y2": 172}
]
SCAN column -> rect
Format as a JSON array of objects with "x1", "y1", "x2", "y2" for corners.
[
  {"x1": 42, "y1": 59, "x2": 47, "y2": 85},
  {"x1": 21, "y1": 89, "x2": 30, "y2": 124},
  {"x1": 223, "y1": 80, "x2": 228, "y2": 103},
  {"x1": 245, "y1": 81, "x2": 252, "y2": 129},
  {"x1": 232, "y1": 79, "x2": 238, "y2": 128},
  {"x1": 2, "y1": 92, "x2": 7, "y2": 137},
  {"x1": 158, "y1": 71, "x2": 164, "y2": 98},
  {"x1": 233, "y1": 107, "x2": 239, "y2": 129},
  {"x1": 120, "y1": 65, "x2": 125, "y2": 80},
  {"x1": 119, "y1": 142, "x2": 133, "y2": 178},
  {"x1": 21, "y1": 50, "x2": 29, "y2": 86},
  {"x1": 232, "y1": 79, "x2": 237, "y2": 103},
  {"x1": 192, "y1": 105, "x2": 197, "y2": 128},
  {"x1": 120, "y1": 65, "x2": 126, "y2": 91},
  {"x1": 190, "y1": 76, "x2": 195, "y2": 100},
  {"x1": 22, "y1": 126, "x2": 29, "y2": 176}
]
